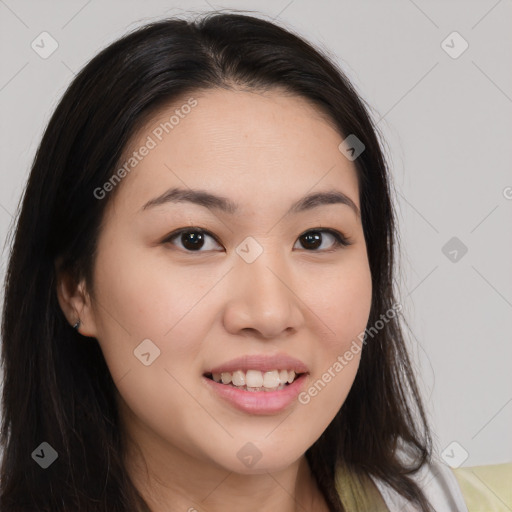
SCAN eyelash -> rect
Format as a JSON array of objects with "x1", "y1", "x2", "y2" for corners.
[{"x1": 162, "y1": 227, "x2": 352, "y2": 253}]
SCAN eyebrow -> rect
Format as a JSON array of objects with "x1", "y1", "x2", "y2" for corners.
[{"x1": 141, "y1": 187, "x2": 360, "y2": 217}]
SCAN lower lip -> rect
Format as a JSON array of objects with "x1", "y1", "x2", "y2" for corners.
[{"x1": 203, "y1": 374, "x2": 308, "y2": 415}]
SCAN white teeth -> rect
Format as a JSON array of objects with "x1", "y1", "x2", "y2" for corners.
[
  {"x1": 263, "y1": 370, "x2": 280, "y2": 388},
  {"x1": 209, "y1": 369, "x2": 299, "y2": 389},
  {"x1": 221, "y1": 372, "x2": 232, "y2": 385},
  {"x1": 232, "y1": 370, "x2": 246, "y2": 387},
  {"x1": 246, "y1": 370, "x2": 263, "y2": 388}
]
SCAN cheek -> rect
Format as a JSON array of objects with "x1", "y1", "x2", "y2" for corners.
[
  {"x1": 308, "y1": 255, "x2": 372, "y2": 349},
  {"x1": 91, "y1": 247, "x2": 221, "y2": 456},
  {"x1": 299, "y1": 255, "x2": 371, "y2": 417},
  {"x1": 90, "y1": 242, "x2": 225, "y2": 383}
]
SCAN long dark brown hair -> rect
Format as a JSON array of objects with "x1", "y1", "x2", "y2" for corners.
[{"x1": 1, "y1": 11, "x2": 434, "y2": 511}]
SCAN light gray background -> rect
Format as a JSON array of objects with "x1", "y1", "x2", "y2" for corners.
[{"x1": 1, "y1": 0, "x2": 511, "y2": 468}]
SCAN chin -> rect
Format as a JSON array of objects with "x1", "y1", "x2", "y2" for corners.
[{"x1": 209, "y1": 441, "x2": 308, "y2": 475}]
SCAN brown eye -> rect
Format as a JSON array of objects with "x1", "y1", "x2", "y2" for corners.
[
  {"x1": 295, "y1": 229, "x2": 351, "y2": 251},
  {"x1": 164, "y1": 228, "x2": 223, "y2": 252},
  {"x1": 300, "y1": 231, "x2": 322, "y2": 250},
  {"x1": 180, "y1": 231, "x2": 205, "y2": 250}
]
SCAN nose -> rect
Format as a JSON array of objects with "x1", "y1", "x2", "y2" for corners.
[{"x1": 222, "y1": 250, "x2": 305, "y2": 340}]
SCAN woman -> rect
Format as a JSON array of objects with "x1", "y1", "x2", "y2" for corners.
[{"x1": 0, "y1": 11, "x2": 485, "y2": 512}]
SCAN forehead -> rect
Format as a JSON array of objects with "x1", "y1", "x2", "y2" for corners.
[{"x1": 110, "y1": 88, "x2": 360, "y2": 215}]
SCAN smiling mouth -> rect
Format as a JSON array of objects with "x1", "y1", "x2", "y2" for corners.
[{"x1": 204, "y1": 369, "x2": 306, "y2": 392}]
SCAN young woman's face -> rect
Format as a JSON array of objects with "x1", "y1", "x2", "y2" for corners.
[{"x1": 83, "y1": 88, "x2": 372, "y2": 475}]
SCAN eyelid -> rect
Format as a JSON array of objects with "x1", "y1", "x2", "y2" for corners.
[
  {"x1": 162, "y1": 227, "x2": 352, "y2": 251},
  {"x1": 296, "y1": 228, "x2": 352, "y2": 249},
  {"x1": 162, "y1": 227, "x2": 222, "y2": 247}
]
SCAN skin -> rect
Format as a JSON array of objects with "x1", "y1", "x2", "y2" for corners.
[{"x1": 57, "y1": 88, "x2": 373, "y2": 511}]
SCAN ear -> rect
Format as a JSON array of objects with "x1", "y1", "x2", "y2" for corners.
[{"x1": 55, "y1": 260, "x2": 98, "y2": 338}]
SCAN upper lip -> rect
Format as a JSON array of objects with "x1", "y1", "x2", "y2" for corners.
[{"x1": 205, "y1": 353, "x2": 309, "y2": 375}]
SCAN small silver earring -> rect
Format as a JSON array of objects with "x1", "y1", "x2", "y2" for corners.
[{"x1": 73, "y1": 319, "x2": 81, "y2": 330}]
